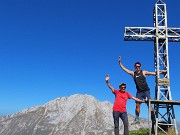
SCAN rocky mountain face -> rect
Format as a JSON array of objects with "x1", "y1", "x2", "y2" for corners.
[{"x1": 0, "y1": 94, "x2": 148, "y2": 135}]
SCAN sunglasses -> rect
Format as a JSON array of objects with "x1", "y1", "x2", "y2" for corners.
[{"x1": 121, "y1": 87, "x2": 126, "y2": 89}]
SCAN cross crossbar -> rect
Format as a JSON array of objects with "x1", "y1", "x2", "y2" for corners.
[{"x1": 124, "y1": 27, "x2": 180, "y2": 42}]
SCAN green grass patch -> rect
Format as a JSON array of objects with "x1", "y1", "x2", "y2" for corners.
[
  {"x1": 127, "y1": 128, "x2": 180, "y2": 135},
  {"x1": 129, "y1": 128, "x2": 149, "y2": 135}
]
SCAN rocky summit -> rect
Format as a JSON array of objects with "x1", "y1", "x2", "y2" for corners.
[{"x1": 0, "y1": 94, "x2": 148, "y2": 135}]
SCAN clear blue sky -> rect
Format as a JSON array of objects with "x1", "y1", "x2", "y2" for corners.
[{"x1": 0, "y1": 0, "x2": 180, "y2": 121}]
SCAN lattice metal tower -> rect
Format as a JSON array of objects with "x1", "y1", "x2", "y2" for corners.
[{"x1": 124, "y1": 0, "x2": 180, "y2": 134}]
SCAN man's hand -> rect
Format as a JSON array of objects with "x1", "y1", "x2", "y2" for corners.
[
  {"x1": 105, "y1": 74, "x2": 109, "y2": 81},
  {"x1": 118, "y1": 56, "x2": 121, "y2": 64},
  {"x1": 105, "y1": 74, "x2": 114, "y2": 92},
  {"x1": 159, "y1": 70, "x2": 167, "y2": 75}
]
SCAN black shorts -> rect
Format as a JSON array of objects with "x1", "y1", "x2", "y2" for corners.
[{"x1": 136, "y1": 90, "x2": 151, "y2": 101}]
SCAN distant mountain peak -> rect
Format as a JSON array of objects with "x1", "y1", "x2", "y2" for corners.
[{"x1": 0, "y1": 94, "x2": 148, "y2": 135}]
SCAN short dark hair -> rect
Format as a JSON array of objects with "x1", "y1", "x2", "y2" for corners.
[
  {"x1": 134, "y1": 62, "x2": 141, "y2": 67},
  {"x1": 119, "y1": 82, "x2": 126, "y2": 87}
]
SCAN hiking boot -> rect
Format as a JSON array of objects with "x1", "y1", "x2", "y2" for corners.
[{"x1": 131, "y1": 119, "x2": 140, "y2": 125}]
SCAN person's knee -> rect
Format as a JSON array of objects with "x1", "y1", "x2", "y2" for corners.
[
  {"x1": 124, "y1": 123, "x2": 128, "y2": 129},
  {"x1": 136, "y1": 103, "x2": 141, "y2": 109}
]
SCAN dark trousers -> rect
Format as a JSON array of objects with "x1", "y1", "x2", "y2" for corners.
[{"x1": 113, "y1": 111, "x2": 129, "y2": 135}]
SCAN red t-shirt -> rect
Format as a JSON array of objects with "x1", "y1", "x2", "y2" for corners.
[{"x1": 113, "y1": 89, "x2": 132, "y2": 112}]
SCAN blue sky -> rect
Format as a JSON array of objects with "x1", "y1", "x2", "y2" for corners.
[{"x1": 0, "y1": 0, "x2": 180, "y2": 121}]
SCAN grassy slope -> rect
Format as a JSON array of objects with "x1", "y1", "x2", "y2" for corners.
[{"x1": 128, "y1": 128, "x2": 179, "y2": 135}]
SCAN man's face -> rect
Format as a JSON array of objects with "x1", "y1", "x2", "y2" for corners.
[
  {"x1": 120, "y1": 85, "x2": 126, "y2": 92},
  {"x1": 135, "y1": 64, "x2": 141, "y2": 72}
]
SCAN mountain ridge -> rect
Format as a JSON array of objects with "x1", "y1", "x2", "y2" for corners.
[{"x1": 0, "y1": 94, "x2": 149, "y2": 135}]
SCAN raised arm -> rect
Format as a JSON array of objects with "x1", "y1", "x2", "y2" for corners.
[
  {"x1": 143, "y1": 70, "x2": 166, "y2": 76},
  {"x1": 143, "y1": 70, "x2": 156, "y2": 76},
  {"x1": 105, "y1": 74, "x2": 115, "y2": 93},
  {"x1": 118, "y1": 56, "x2": 134, "y2": 76}
]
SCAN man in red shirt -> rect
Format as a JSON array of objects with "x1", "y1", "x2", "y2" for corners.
[{"x1": 105, "y1": 74, "x2": 143, "y2": 135}]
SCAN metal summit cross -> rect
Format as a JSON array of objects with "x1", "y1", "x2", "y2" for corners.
[{"x1": 124, "y1": 0, "x2": 180, "y2": 134}]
